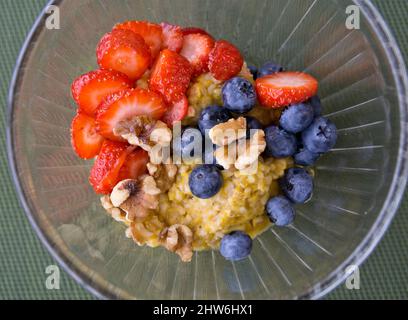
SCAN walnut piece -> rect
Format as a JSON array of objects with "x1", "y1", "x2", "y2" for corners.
[
  {"x1": 146, "y1": 161, "x2": 178, "y2": 193},
  {"x1": 109, "y1": 178, "x2": 160, "y2": 222},
  {"x1": 159, "y1": 224, "x2": 193, "y2": 262},
  {"x1": 209, "y1": 117, "x2": 247, "y2": 146},
  {"x1": 213, "y1": 129, "x2": 266, "y2": 171},
  {"x1": 100, "y1": 196, "x2": 127, "y2": 223},
  {"x1": 113, "y1": 116, "x2": 172, "y2": 152}
]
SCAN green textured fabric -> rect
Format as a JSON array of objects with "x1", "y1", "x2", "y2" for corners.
[{"x1": 0, "y1": 0, "x2": 406, "y2": 300}]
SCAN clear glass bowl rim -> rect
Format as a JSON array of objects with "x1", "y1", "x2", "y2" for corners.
[{"x1": 6, "y1": 0, "x2": 408, "y2": 299}]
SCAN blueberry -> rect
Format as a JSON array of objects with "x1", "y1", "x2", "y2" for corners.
[
  {"x1": 222, "y1": 77, "x2": 256, "y2": 114},
  {"x1": 248, "y1": 65, "x2": 258, "y2": 80},
  {"x1": 302, "y1": 116, "x2": 337, "y2": 153},
  {"x1": 309, "y1": 95, "x2": 322, "y2": 117},
  {"x1": 280, "y1": 102, "x2": 315, "y2": 133},
  {"x1": 266, "y1": 196, "x2": 295, "y2": 226},
  {"x1": 176, "y1": 127, "x2": 203, "y2": 161},
  {"x1": 294, "y1": 147, "x2": 320, "y2": 166},
  {"x1": 264, "y1": 126, "x2": 297, "y2": 158},
  {"x1": 245, "y1": 116, "x2": 263, "y2": 138},
  {"x1": 258, "y1": 61, "x2": 284, "y2": 78},
  {"x1": 280, "y1": 167, "x2": 313, "y2": 204},
  {"x1": 189, "y1": 164, "x2": 223, "y2": 199},
  {"x1": 198, "y1": 106, "x2": 232, "y2": 135},
  {"x1": 220, "y1": 231, "x2": 252, "y2": 261}
]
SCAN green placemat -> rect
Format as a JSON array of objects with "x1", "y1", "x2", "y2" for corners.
[{"x1": 0, "y1": 0, "x2": 407, "y2": 300}]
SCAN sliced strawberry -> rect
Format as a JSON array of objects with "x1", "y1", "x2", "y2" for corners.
[
  {"x1": 89, "y1": 140, "x2": 133, "y2": 194},
  {"x1": 160, "y1": 22, "x2": 184, "y2": 53},
  {"x1": 117, "y1": 148, "x2": 149, "y2": 181},
  {"x1": 149, "y1": 49, "x2": 193, "y2": 104},
  {"x1": 71, "y1": 69, "x2": 132, "y2": 116},
  {"x1": 180, "y1": 33, "x2": 214, "y2": 76},
  {"x1": 96, "y1": 88, "x2": 167, "y2": 141},
  {"x1": 162, "y1": 95, "x2": 189, "y2": 127},
  {"x1": 97, "y1": 29, "x2": 151, "y2": 80},
  {"x1": 255, "y1": 72, "x2": 319, "y2": 108},
  {"x1": 182, "y1": 27, "x2": 213, "y2": 38},
  {"x1": 114, "y1": 21, "x2": 163, "y2": 58},
  {"x1": 208, "y1": 40, "x2": 244, "y2": 81},
  {"x1": 71, "y1": 113, "x2": 104, "y2": 159}
]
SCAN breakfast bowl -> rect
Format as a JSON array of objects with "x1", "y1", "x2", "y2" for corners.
[{"x1": 7, "y1": 0, "x2": 408, "y2": 299}]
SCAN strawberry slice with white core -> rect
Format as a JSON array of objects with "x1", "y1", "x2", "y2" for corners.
[
  {"x1": 117, "y1": 148, "x2": 149, "y2": 181},
  {"x1": 71, "y1": 69, "x2": 132, "y2": 116},
  {"x1": 162, "y1": 95, "x2": 189, "y2": 127},
  {"x1": 180, "y1": 33, "x2": 214, "y2": 76},
  {"x1": 255, "y1": 72, "x2": 318, "y2": 108},
  {"x1": 160, "y1": 22, "x2": 184, "y2": 52},
  {"x1": 96, "y1": 88, "x2": 167, "y2": 141},
  {"x1": 71, "y1": 113, "x2": 104, "y2": 160}
]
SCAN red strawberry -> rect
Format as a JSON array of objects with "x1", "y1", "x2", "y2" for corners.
[
  {"x1": 96, "y1": 88, "x2": 167, "y2": 141},
  {"x1": 182, "y1": 27, "x2": 213, "y2": 38},
  {"x1": 71, "y1": 69, "x2": 132, "y2": 116},
  {"x1": 255, "y1": 72, "x2": 319, "y2": 108},
  {"x1": 114, "y1": 21, "x2": 163, "y2": 58},
  {"x1": 71, "y1": 113, "x2": 105, "y2": 160},
  {"x1": 89, "y1": 140, "x2": 133, "y2": 194},
  {"x1": 97, "y1": 29, "x2": 151, "y2": 80},
  {"x1": 162, "y1": 95, "x2": 189, "y2": 127},
  {"x1": 149, "y1": 49, "x2": 193, "y2": 104},
  {"x1": 117, "y1": 148, "x2": 149, "y2": 181},
  {"x1": 160, "y1": 22, "x2": 184, "y2": 53},
  {"x1": 208, "y1": 40, "x2": 243, "y2": 81},
  {"x1": 180, "y1": 33, "x2": 214, "y2": 76}
]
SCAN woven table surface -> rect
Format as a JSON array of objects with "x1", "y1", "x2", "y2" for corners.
[{"x1": 0, "y1": 0, "x2": 407, "y2": 300}]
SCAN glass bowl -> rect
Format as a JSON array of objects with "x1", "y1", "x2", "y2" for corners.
[{"x1": 7, "y1": 0, "x2": 408, "y2": 299}]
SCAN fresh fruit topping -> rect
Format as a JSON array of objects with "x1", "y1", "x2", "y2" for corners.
[
  {"x1": 279, "y1": 102, "x2": 315, "y2": 133},
  {"x1": 174, "y1": 127, "x2": 203, "y2": 162},
  {"x1": 220, "y1": 231, "x2": 252, "y2": 261},
  {"x1": 160, "y1": 22, "x2": 184, "y2": 52},
  {"x1": 89, "y1": 140, "x2": 132, "y2": 194},
  {"x1": 256, "y1": 71, "x2": 318, "y2": 108},
  {"x1": 208, "y1": 40, "x2": 244, "y2": 81},
  {"x1": 309, "y1": 95, "x2": 322, "y2": 117},
  {"x1": 182, "y1": 27, "x2": 213, "y2": 38},
  {"x1": 180, "y1": 33, "x2": 215, "y2": 76},
  {"x1": 96, "y1": 88, "x2": 167, "y2": 141},
  {"x1": 280, "y1": 167, "x2": 313, "y2": 204},
  {"x1": 294, "y1": 147, "x2": 320, "y2": 166},
  {"x1": 149, "y1": 49, "x2": 193, "y2": 104},
  {"x1": 301, "y1": 116, "x2": 337, "y2": 153},
  {"x1": 198, "y1": 106, "x2": 232, "y2": 135},
  {"x1": 114, "y1": 20, "x2": 163, "y2": 58},
  {"x1": 162, "y1": 95, "x2": 189, "y2": 127},
  {"x1": 96, "y1": 29, "x2": 151, "y2": 80},
  {"x1": 70, "y1": 113, "x2": 104, "y2": 159},
  {"x1": 248, "y1": 65, "x2": 258, "y2": 80},
  {"x1": 188, "y1": 164, "x2": 223, "y2": 199},
  {"x1": 266, "y1": 196, "x2": 296, "y2": 226},
  {"x1": 222, "y1": 77, "x2": 256, "y2": 114},
  {"x1": 258, "y1": 61, "x2": 284, "y2": 78},
  {"x1": 264, "y1": 125, "x2": 297, "y2": 158},
  {"x1": 71, "y1": 69, "x2": 132, "y2": 116},
  {"x1": 117, "y1": 148, "x2": 149, "y2": 181},
  {"x1": 244, "y1": 116, "x2": 263, "y2": 139}
]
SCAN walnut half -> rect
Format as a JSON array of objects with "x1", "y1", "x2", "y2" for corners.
[
  {"x1": 159, "y1": 224, "x2": 193, "y2": 262},
  {"x1": 109, "y1": 177, "x2": 160, "y2": 222},
  {"x1": 209, "y1": 117, "x2": 247, "y2": 146}
]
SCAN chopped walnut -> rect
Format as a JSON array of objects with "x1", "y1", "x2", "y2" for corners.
[
  {"x1": 113, "y1": 116, "x2": 172, "y2": 152},
  {"x1": 209, "y1": 117, "x2": 247, "y2": 146},
  {"x1": 146, "y1": 161, "x2": 178, "y2": 192},
  {"x1": 213, "y1": 129, "x2": 266, "y2": 171},
  {"x1": 235, "y1": 129, "x2": 266, "y2": 170},
  {"x1": 159, "y1": 224, "x2": 193, "y2": 262},
  {"x1": 109, "y1": 178, "x2": 160, "y2": 222},
  {"x1": 127, "y1": 222, "x2": 155, "y2": 246},
  {"x1": 100, "y1": 196, "x2": 127, "y2": 223}
]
